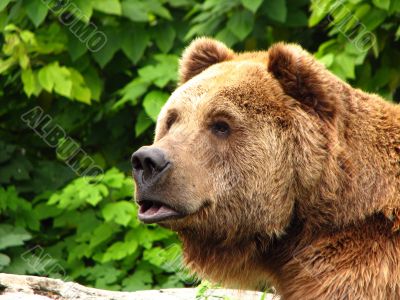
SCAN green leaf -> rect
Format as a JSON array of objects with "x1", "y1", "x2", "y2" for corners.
[
  {"x1": 69, "y1": 68, "x2": 92, "y2": 104},
  {"x1": 89, "y1": 223, "x2": 116, "y2": 248},
  {"x1": 318, "y1": 53, "x2": 334, "y2": 67},
  {"x1": 67, "y1": 31, "x2": 88, "y2": 61},
  {"x1": 143, "y1": 90, "x2": 169, "y2": 121},
  {"x1": 135, "y1": 110, "x2": 153, "y2": 136},
  {"x1": 121, "y1": 0, "x2": 172, "y2": 21},
  {"x1": 52, "y1": 210, "x2": 79, "y2": 228},
  {"x1": 132, "y1": 227, "x2": 174, "y2": 249},
  {"x1": 0, "y1": 253, "x2": 10, "y2": 270},
  {"x1": 137, "y1": 54, "x2": 178, "y2": 87},
  {"x1": 227, "y1": 10, "x2": 254, "y2": 40},
  {"x1": 264, "y1": 0, "x2": 287, "y2": 23},
  {"x1": 391, "y1": 0, "x2": 400, "y2": 13},
  {"x1": 38, "y1": 62, "x2": 73, "y2": 98},
  {"x1": 184, "y1": 17, "x2": 222, "y2": 40},
  {"x1": 114, "y1": 78, "x2": 149, "y2": 110},
  {"x1": 75, "y1": 211, "x2": 101, "y2": 242},
  {"x1": 101, "y1": 239, "x2": 138, "y2": 262},
  {"x1": 86, "y1": 185, "x2": 109, "y2": 206},
  {"x1": 396, "y1": 25, "x2": 400, "y2": 40},
  {"x1": 0, "y1": 186, "x2": 26, "y2": 213},
  {"x1": 241, "y1": 0, "x2": 263, "y2": 13},
  {"x1": 53, "y1": 68, "x2": 73, "y2": 98},
  {"x1": 372, "y1": 67, "x2": 391, "y2": 89},
  {"x1": 73, "y1": 0, "x2": 94, "y2": 20},
  {"x1": 372, "y1": 0, "x2": 390, "y2": 10},
  {"x1": 92, "y1": 28, "x2": 121, "y2": 68},
  {"x1": 144, "y1": 0, "x2": 172, "y2": 20},
  {"x1": 0, "y1": 0, "x2": 11, "y2": 12},
  {"x1": 35, "y1": 23, "x2": 67, "y2": 54},
  {"x1": 143, "y1": 244, "x2": 182, "y2": 271},
  {"x1": 48, "y1": 178, "x2": 109, "y2": 210},
  {"x1": 153, "y1": 24, "x2": 176, "y2": 53},
  {"x1": 122, "y1": 269, "x2": 152, "y2": 291},
  {"x1": 121, "y1": 26, "x2": 149, "y2": 64},
  {"x1": 0, "y1": 225, "x2": 31, "y2": 250},
  {"x1": 101, "y1": 168, "x2": 126, "y2": 188},
  {"x1": 215, "y1": 27, "x2": 239, "y2": 47},
  {"x1": 0, "y1": 12, "x2": 7, "y2": 31},
  {"x1": 82, "y1": 264, "x2": 122, "y2": 289},
  {"x1": 2, "y1": 254, "x2": 40, "y2": 275},
  {"x1": 24, "y1": 0, "x2": 49, "y2": 27},
  {"x1": 93, "y1": 0, "x2": 122, "y2": 15},
  {"x1": 83, "y1": 67, "x2": 103, "y2": 101},
  {"x1": 37, "y1": 64, "x2": 54, "y2": 91},
  {"x1": 121, "y1": 0, "x2": 149, "y2": 22},
  {"x1": 0, "y1": 57, "x2": 17, "y2": 74},
  {"x1": 309, "y1": 0, "x2": 336, "y2": 26},
  {"x1": 21, "y1": 69, "x2": 42, "y2": 97},
  {"x1": 334, "y1": 53, "x2": 356, "y2": 79},
  {"x1": 110, "y1": 177, "x2": 135, "y2": 200},
  {"x1": 102, "y1": 201, "x2": 136, "y2": 226},
  {"x1": 34, "y1": 203, "x2": 62, "y2": 221},
  {"x1": 361, "y1": 8, "x2": 387, "y2": 31}
]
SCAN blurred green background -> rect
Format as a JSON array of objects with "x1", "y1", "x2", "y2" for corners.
[{"x1": 0, "y1": 0, "x2": 399, "y2": 292}]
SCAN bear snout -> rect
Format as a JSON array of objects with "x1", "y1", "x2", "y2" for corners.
[
  {"x1": 131, "y1": 146, "x2": 186, "y2": 224},
  {"x1": 131, "y1": 146, "x2": 171, "y2": 187}
]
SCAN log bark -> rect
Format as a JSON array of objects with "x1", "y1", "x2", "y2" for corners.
[{"x1": 0, "y1": 273, "x2": 278, "y2": 300}]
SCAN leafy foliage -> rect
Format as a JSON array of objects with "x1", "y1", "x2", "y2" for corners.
[{"x1": 0, "y1": 0, "x2": 399, "y2": 291}]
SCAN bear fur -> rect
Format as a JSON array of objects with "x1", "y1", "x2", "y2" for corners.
[{"x1": 134, "y1": 38, "x2": 400, "y2": 299}]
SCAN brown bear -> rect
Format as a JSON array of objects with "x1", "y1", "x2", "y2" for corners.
[{"x1": 131, "y1": 38, "x2": 400, "y2": 299}]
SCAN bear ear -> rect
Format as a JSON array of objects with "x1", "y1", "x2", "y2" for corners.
[
  {"x1": 268, "y1": 43, "x2": 338, "y2": 123},
  {"x1": 179, "y1": 37, "x2": 235, "y2": 84}
]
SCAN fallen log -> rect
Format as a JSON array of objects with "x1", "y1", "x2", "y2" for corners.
[{"x1": 0, "y1": 273, "x2": 278, "y2": 300}]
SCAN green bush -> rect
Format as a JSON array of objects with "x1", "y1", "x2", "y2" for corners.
[{"x1": 0, "y1": 0, "x2": 399, "y2": 291}]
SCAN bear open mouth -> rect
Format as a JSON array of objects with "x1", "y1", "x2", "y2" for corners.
[{"x1": 138, "y1": 200, "x2": 183, "y2": 223}]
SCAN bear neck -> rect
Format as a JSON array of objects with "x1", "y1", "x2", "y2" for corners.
[
  {"x1": 179, "y1": 228, "x2": 277, "y2": 289},
  {"x1": 296, "y1": 86, "x2": 400, "y2": 230}
]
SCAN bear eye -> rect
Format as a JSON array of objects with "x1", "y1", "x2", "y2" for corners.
[
  {"x1": 166, "y1": 112, "x2": 177, "y2": 130},
  {"x1": 211, "y1": 121, "x2": 230, "y2": 138}
]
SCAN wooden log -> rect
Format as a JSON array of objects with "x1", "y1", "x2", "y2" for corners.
[{"x1": 0, "y1": 273, "x2": 278, "y2": 300}]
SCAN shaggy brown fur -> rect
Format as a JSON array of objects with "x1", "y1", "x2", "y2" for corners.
[{"x1": 134, "y1": 37, "x2": 400, "y2": 299}]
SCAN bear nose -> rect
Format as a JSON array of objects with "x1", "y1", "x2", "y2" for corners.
[{"x1": 131, "y1": 147, "x2": 170, "y2": 183}]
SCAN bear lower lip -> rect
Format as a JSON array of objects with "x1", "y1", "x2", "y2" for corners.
[{"x1": 138, "y1": 200, "x2": 182, "y2": 223}]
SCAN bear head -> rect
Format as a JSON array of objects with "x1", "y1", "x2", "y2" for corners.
[{"x1": 131, "y1": 38, "x2": 380, "y2": 286}]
